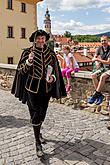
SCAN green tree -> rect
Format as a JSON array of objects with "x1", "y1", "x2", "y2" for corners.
[
  {"x1": 64, "y1": 31, "x2": 72, "y2": 38},
  {"x1": 72, "y1": 35, "x2": 100, "y2": 42},
  {"x1": 47, "y1": 40, "x2": 54, "y2": 50}
]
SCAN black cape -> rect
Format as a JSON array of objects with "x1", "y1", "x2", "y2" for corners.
[{"x1": 11, "y1": 48, "x2": 66, "y2": 104}]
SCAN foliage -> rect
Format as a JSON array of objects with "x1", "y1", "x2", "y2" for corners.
[
  {"x1": 64, "y1": 31, "x2": 72, "y2": 38},
  {"x1": 63, "y1": 31, "x2": 103, "y2": 42},
  {"x1": 47, "y1": 40, "x2": 54, "y2": 50},
  {"x1": 71, "y1": 34, "x2": 100, "y2": 42}
]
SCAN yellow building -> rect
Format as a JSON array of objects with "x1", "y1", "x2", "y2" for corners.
[{"x1": 0, "y1": 0, "x2": 43, "y2": 64}]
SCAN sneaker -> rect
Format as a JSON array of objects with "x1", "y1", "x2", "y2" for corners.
[
  {"x1": 95, "y1": 95, "x2": 104, "y2": 105},
  {"x1": 87, "y1": 95, "x2": 97, "y2": 104}
]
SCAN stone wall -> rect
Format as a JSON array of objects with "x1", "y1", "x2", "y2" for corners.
[
  {"x1": 0, "y1": 63, "x2": 16, "y2": 90},
  {"x1": 71, "y1": 71, "x2": 110, "y2": 102},
  {"x1": 0, "y1": 64, "x2": 110, "y2": 114},
  {"x1": 59, "y1": 71, "x2": 110, "y2": 114}
]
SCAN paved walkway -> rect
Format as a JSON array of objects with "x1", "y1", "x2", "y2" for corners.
[{"x1": 0, "y1": 89, "x2": 110, "y2": 165}]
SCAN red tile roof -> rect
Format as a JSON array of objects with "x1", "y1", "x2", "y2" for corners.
[
  {"x1": 53, "y1": 35, "x2": 110, "y2": 48},
  {"x1": 74, "y1": 52, "x2": 92, "y2": 63}
]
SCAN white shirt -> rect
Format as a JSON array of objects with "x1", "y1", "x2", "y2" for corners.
[
  {"x1": 73, "y1": 56, "x2": 79, "y2": 69},
  {"x1": 64, "y1": 53, "x2": 79, "y2": 68}
]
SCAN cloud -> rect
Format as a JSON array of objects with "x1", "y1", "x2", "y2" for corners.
[
  {"x1": 45, "y1": 0, "x2": 110, "y2": 11},
  {"x1": 105, "y1": 17, "x2": 110, "y2": 22},
  {"x1": 52, "y1": 19, "x2": 110, "y2": 34},
  {"x1": 45, "y1": 0, "x2": 61, "y2": 10},
  {"x1": 60, "y1": 0, "x2": 99, "y2": 11},
  {"x1": 102, "y1": 7, "x2": 110, "y2": 13},
  {"x1": 39, "y1": 0, "x2": 110, "y2": 34}
]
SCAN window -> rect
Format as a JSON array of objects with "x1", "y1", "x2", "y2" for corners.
[
  {"x1": 7, "y1": 26, "x2": 14, "y2": 38},
  {"x1": 21, "y1": 28, "x2": 26, "y2": 38},
  {"x1": 83, "y1": 63, "x2": 87, "y2": 66},
  {"x1": 8, "y1": 57, "x2": 13, "y2": 64},
  {"x1": 7, "y1": 0, "x2": 13, "y2": 10},
  {"x1": 79, "y1": 63, "x2": 83, "y2": 66},
  {"x1": 21, "y1": 3, "x2": 26, "y2": 12}
]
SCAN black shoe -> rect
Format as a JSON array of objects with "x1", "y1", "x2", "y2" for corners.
[
  {"x1": 107, "y1": 126, "x2": 110, "y2": 130},
  {"x1": 36, "y1": 143, "x2": 44, "y2": 157},
  {"x1": 39, "y1": 133, "x2": 46, "y2": 144}
]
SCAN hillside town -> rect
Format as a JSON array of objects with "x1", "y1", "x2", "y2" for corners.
[
  {"x1": 0, "y1": 0, "x2": 110, "y2": 164},
  {"x1": 1, "y1": 0, "x2": 110, "y2": 71}
]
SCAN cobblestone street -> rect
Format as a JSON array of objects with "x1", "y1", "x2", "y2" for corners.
[{"x1": 0, "y1": 89, "x2": 110, "y2": 165}]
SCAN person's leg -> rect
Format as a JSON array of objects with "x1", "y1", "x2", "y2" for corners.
[
  {"x1": 27, "y1": 92, "x2": 44, "y2": 157},
  {"x1": 41, "y1": 95, "x2": 50, "y2": 122},
  {"x1": 62, "y1": 68, "x2": 69, "y2": 88},
  {"x1": 61, "y1": 68, "x2": 68, "y2": 78},
  {"x1": 91, "y1": 73, "x2": 99, "y2": 90},
  {"x1": 87, "y1": 73, "x2": 100, "y2": 104},
  {"x1": 91, "y1": 67, "x2": 105, "y2": 90},
  {"x1": 74, "y1": 68, "x2": 80, "y2": 72},
  {"x1": 88, "y1": 68, "x2": 104, "y2": 104},
  {"x1": 95, "y1": 72, "x2": 109, "y2": 105},
  {"x1": 88, "y1": 71, "x2": 109, "y2": 105},
  {"x1": 65, "y1": 68, "x2": 73, "y2": 92},
  {"x1": 32, "y1": 93, "x2": 50, "y2": 155},
  {"x1": 96, "y1": 72, "x2": 109, "y2": 92},
  {"x1": 39, "y1": 93, "x2": 50, "y2": 143},
  {"x1": 33, "y1": 124, "x2": 44, "y2": 157}
]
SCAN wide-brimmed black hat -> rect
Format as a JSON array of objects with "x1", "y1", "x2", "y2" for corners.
[{"x1": 29, "y1": 29, "x2": 50, "y2": 42}]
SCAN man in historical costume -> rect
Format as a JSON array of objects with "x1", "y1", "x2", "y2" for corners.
[{"x1": 11, "y1": 29, "x2": 66, "y2": 157}]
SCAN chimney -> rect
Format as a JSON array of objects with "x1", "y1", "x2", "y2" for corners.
[{"x1": 83, "y1": 46, "x2": 87, "y2": 56}]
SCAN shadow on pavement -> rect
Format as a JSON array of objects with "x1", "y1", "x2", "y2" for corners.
[
  {"x1": 40, "y1": 138, "x2": 110, "y2": 165},
  {"x1": 0, "y1": 115, "x2": 30, "y2": 128}
]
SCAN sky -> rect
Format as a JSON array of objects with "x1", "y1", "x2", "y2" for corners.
[{"x1": 37, "y1": 0, "x2": 110, "y2": 35}]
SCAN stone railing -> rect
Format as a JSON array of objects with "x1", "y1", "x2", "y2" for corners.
[
  {"x1": 0, "y1": 64, "x2": 110, "y2": 115},
  {"x1": 0, "y1": 63, "x2": 16, "y2": 90},
  {"x1": 72, "y1": 71, "x2": 110, "y2": 100},
  {"x1": 57, "y1": 70, "x2": 110, "y2": 115}
]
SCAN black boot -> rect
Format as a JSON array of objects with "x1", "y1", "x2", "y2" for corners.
[
  {"x1": 39, "y1": 133, "x2": 46, "y2": 144},
  {"x1": 33, "y1": 124, "x2": 44, "y2": 157},
  {"x1": 36, "y1": 141, "x2": 44, "y2": 157}
]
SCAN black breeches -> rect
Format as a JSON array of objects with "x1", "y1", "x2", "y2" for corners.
[{"x1": 27, "y1": 91, "x2": 50, "y2": 125}]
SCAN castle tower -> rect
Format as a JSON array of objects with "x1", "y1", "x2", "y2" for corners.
[
  {"x1": 44, "y1": 8, "x2": 51, "y2": 34},
  {"x1": 44, "y1": 7, "x2": 54, "y2": 50}
]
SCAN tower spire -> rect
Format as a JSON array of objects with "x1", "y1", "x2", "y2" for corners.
[{"x1": 44, "y1": 7, "x2": 51, "y2": 34}]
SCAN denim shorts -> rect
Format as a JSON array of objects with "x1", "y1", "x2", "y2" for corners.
[{"x1": 93, "y1": 67, "x2": 105, "y2": 77}]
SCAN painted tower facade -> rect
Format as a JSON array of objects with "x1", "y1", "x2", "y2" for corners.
[{"x1": 44, "y1": 8, "x2": 51, "y2": 34}]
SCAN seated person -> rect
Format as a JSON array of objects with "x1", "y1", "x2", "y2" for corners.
[
  {"x1": 88, "y1": 35, "x2": 110, "y2": 105},
  {"x1": 61, "y1": 45, "x2": 79, "y2": 93}
]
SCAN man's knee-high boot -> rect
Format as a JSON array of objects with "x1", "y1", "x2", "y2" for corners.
[{"x1": 33, "y1": 124, "x2": 44, "y2": 157}]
